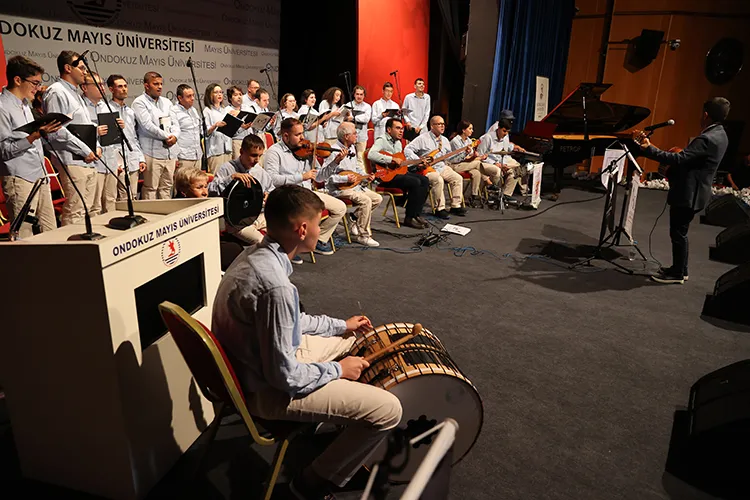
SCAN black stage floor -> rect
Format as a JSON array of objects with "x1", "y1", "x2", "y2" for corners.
[{"x1": 3, "y1": 186, "x2": 749, "y2": 499}]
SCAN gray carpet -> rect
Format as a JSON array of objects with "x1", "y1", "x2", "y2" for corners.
[{"x1": 2, "y1": 186, "x2": 749, "y2": 499}]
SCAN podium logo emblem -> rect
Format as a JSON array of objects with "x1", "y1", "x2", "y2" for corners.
[
  {"x1": 67, "y1": 0, "x2": 123, "y2": 27},
  {"x1": 161, "y1": 238, "x2": 181, "y2": 267}
]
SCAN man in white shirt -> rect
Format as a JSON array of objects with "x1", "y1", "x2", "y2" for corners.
[
  {"x1": 371, "y1": 82, "x2": 400, "y2": 139},
  {"x1": 241, "y1": 79, "x2": 260, "y2": 110},
  {"x1": 81, "y1": 72, "x2": 117, "y2": 215},
  {"x1": 404, "y1": 115, "x2": 466, "y2": 219},
  {"x1": 344, "y1": 85, "x2": 372, "y2": 171},
  {"x1": 173, "y1": 84, "x2": 203, "y2": 170},
  {"x1": 106, "y1": 74, "x2": 146, "y2": 201},
  {"x1": 402, "y1": 78, "x2": 430, "y2": 138},
  {"x1": 132, "y1": 71, "x2": 180, "y2": 199},
  {"x1": 477, "y1": 118, "x2": 527, "y2": 199},
  {"x1": 43, "y1": 50, "x2": 100, "y2": 225},
  {"x1": 242, "y1": 88, "x2": 274, "y2": 145}
]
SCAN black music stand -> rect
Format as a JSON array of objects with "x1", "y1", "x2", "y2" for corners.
[{"x1": 569, "y1": 140, "x2": 646, "y2": 273}]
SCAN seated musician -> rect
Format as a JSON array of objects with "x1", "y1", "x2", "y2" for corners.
[
  {"x1": 264, "y1": 117, "x2": 346, "y2": 261},
  {"x1": 318, "y1": 122, "x2": 382, "y2": 247},
  {"x1": 367, "y1": 119, "x2": 430, "y2": 229},
  {"x1": 211, "y1": 184, "x2": 402, "y2": 499},
  {"x1": 486, "y1": 109, "x2": 515, "y2": 136},
  {"x1": 208, "y1": 134, "x2": 273, "y2": 246},
  {"x1": 477, "y1": 118, "x2": 527, "y2": 203},
  {"x1": 404, "y1": 115, "x2": 466, "y2": 219},
  {"x1": 449, "y1": 120, "x2": 502, "y2": 207}
]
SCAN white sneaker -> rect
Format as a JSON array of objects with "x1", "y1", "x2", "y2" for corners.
[
  {"x1": 349, "y1": 217, "x2": 360, "y2": 237},
  {"x1": 356, "y1": 235, "x2": 380, "y2": 247}
]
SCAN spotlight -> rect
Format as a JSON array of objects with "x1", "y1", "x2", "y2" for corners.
[{"x1": 668, "y1": 39, "x2": 681, "y2": 51}]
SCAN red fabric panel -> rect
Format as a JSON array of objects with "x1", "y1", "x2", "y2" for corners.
[
  {"x1": 0, "y1": 34, "x2": 6, "y2": 88},
  {"x1": 357, "y1": 0, "x2": 430, "y2": 105}
]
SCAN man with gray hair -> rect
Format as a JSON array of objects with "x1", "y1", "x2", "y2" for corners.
[{"x1": 318, "y1": 122, "x2": 382, "y2": 246}]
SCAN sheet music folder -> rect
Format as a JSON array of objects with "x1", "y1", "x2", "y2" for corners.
[
  {"x1": 67, "y1": 124, "x2": 97, "y2": 160},
  {"x1": 97, "y1": 112, "x2": 121, "y2": 147},
  {"x1": 13, "y1": 113, "x2": 72, "y2": 134}
]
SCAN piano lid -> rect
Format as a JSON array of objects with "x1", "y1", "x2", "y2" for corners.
[{"x1": 540, "y1": 82, "x2": 651, "y2": 134}]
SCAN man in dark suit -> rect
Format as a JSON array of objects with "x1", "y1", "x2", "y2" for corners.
[{"x1": 638, "y1": 97, "x2": 730, "y2": 284}]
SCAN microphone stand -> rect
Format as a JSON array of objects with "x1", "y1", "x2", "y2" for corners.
[
  {"x1": 41, "y1": 133, "x2": 104, "y2": 241},
  {"x1": 8, "y1": 178, "x2": 43, "y2": 241},
  {"x1": 391, "y1": 70, "x2": 404, "y2": 121},
  {"x1": 80, "y1": 54, "x2": 146, "y2": 230},
  {"x1": 262, "y1": 64, "x2": 278, "y2": 108},
  {"x1": 187, "y1": 57, "x2": 209, "y2": 172}
]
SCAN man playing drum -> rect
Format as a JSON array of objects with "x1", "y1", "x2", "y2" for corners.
[{"x1": 211, "y1": 184, "x2": 403, "y2": 499}]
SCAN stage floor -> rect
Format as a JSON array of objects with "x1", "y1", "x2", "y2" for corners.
[{"x1": 3, "y1": 186, "x2": 749, "y2": 499}]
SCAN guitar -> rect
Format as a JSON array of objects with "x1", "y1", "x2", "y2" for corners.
[
  {"x1": 633, "y1": 130, "x2": 681, "y2": 181},
  {"x1": 373, "y1": 139, "x2": 481, "y2": 183}
]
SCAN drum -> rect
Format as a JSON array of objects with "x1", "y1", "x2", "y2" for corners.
[
  {"x1": 350, "y1": 322, "x2": 483, "y2": 482},
  {"x1": 222, "y1": 179, "x2": 264, "y2": 228}
]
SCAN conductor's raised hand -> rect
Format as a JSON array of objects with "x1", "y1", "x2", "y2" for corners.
[
  {"x1": 338, "y1": 356, "x2": 370, "y2": 380},
  {"x1": 345, "y1": 315, "x2": 373, "y2": 334}
]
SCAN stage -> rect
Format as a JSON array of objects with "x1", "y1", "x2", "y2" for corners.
[{"x1": 2, "y1": 186, "x2": 750, "y2": 499}]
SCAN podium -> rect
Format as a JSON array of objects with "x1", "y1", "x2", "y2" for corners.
[{"x1": 0, "y1": 198, "x2": 224, "y2": 499}]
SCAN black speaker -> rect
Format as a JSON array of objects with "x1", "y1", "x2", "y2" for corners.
[
  {"x1": 689, "y1": 360, "x2": 750, "y2": 436},
  {"x1": 700, "y1": 194, "x2": 750, "y2": 227},
  {"x1": 626, "y1": 29, "x2": 664, "y2": 70},
  {"x1": 709, "y1": 223, "x2": 750, "y2": 264},
  {"x1": 702, "y1": 262, "x2": 750, "y2": 330}
]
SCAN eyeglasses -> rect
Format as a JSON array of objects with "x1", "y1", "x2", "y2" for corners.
[
  {"x1": 23, "y1": 79, "x2": 43, "y2": 88},
  {"x1": 434, "y1": 122, "x2": 446, "y2": 126}
]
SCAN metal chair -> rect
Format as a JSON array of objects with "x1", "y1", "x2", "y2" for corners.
[{"x1": 157, "y1": 301, "x2": 309, "y2": 500}]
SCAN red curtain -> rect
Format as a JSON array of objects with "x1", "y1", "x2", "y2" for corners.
[
  {"x1": 357, "y1": 0, "x2": 430, "y2": 106},
  {"x1": 0, "y1": 34, "x2": 7, "y2": 88}
]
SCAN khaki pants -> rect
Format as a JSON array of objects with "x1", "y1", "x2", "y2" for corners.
[
  {"x1": 453, "y1": 160, "x2": 503, "y2": 195},
  {"x1": 58, "y1": 164, "x2": 98, "y2": 225},
  {"x1": 228, "y1": 213, "x2": 266, "y2": 245},
  {"x1": 143, "y1": 155, "x2": 176, "y2": 200},
  {"x1": 338, "y1": 189, "x2": 382, "y2": 235},
  {"x1": 355, "y1": 141, "x2": 367, "y2": 172},
  {"x1": 207, "y1": 153, "x2": 231, "y2": 175},
  {"x1": 1, "y1": 176, "x2": 56, "y2": 238},
  {"x1": 425, "y1": 166, "x2": 463, "y2": 211},
  {"x1": 232, "y1": 140, "x2": 243, "y2": 159},
  {"x1": 92, "y1": 172, "x2": 118, "y2": 215},
  {"x1": 314, "y1": 191, "x2": 346, "y2": 243},
  {"x1": 177, "y1": 159, "x2": 200, "y2": 170},
  {"x1": 500, "y1": 165, "x2": 521, "y2": 196},
  {"x1": 245, "y1": 334, "x2": 402, "y2": 487},
  {"x1": 117, "y1": 170, "x2": 139, "y2": 201}
]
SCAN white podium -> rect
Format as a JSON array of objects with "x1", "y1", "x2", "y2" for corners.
[{"x1": 0, "y1": 198, "x2": 224, "y2": 499}]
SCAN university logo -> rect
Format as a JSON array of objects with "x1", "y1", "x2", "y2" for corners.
[
  {"x1": 67, "y1": 0, "x2": 123, "y2": 27},
  {"x1": 161, "y1": 237, "x2": 181, "y2": 267}
]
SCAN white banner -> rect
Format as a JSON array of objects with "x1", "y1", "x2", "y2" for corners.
[
  {"x1": 530, "y1": 162, "x2": 543, "y2": 209},
  {"x1": 534, "y1": 76, "x2": 549, "y2": 121},
  {"x1": 1, "y1": 13, "x2": 279, "y2": 105},
  {"x1": 624, "y1": 171, "x2": 640, "y2": 239}
]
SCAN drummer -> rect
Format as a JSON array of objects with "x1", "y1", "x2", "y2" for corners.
[
  {"x1": 208, "y1": 134, "x2": 273, "y2": 245},
  {"x1": 212, "y1": 184, "x2": 403, "y2": 499}
]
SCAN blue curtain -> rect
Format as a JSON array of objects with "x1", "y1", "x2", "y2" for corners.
[{"x1": 486, "y1": 0, "x2": 576, "y2": 131}]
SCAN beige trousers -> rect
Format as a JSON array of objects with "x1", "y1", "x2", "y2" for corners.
[
  {"x1": 92, "y1": 172, "x2": 118, "y2": 215},
  {"x1": 425, "y1": 166, "x2": 463, "y2": 210},
  {"x1": 228, "y1": 213, "x2": 266, "y2": 245},
  {"x1": 355, "y1": 141, "x2": 367, "y2": 172},
  {"x1": 58, "y1": 164, "x2": 98, "y2": 225},
  {"x1": 142, "y1": 155, "x2": 176, "y2": 200},
  {"x1": 499, "y1": 165, "x2": 521, "y2": 196},
  {"x1": 337, "y1": 189, "x2": 382, "y2": 235},
  {"x1": 315, "y1": 191, "x2": 346, "y2": 243},
  {"x1": 117, "y1": 170, "x2": 140, "y2": 201},
  {"x1": 453, "y1": 160, "x2": 503, "y2": 195},
  {"x1": 177, "y1": 159, "x2": 200, "y2": 170},
  {"x1": 1, "y1": 176, "x2": 56, "y2": 238},
  {"x1": 232, "y1": 140, "x2": 243, "y2": 159},
  {"x1": 207, "y1": 153, "x2": 231, "y2": 175},
  {"x1": 245, "y1": 334, "x2": 402, "y2": 487}
]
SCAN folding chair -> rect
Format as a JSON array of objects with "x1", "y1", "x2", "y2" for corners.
[{"x1": 158, "y1": 301, "x2": 309, "y2": 500}]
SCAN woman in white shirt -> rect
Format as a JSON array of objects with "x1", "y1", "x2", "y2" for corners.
[
  {"x1": 273, "y1": 93, "x2": 299, "y2": 141},
  {"x1": 449, "y1": 119, "x2": 502, "y2": 206},
  {"x1": 318, "y1": 86, "x2": 345, "y2": 145},
  {"x1": 226, "y1": 85, "x2": 253, "y2": 159},
  {"x1": 203, "y1": 83, "x2": 233, "y2": 173},
  {"x1": 297, "y1": 89, "x2": 327, "y2": 142}
]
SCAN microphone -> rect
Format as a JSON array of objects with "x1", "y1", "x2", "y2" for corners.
[
  {"x1": 389, "y1": 70, "x2": 398, "y2": 76},
  {"x1": 186, "y1": 57, "x2": 193, "y2": 68},
  {"x1": 259, "y1": 68, "x2": 267, "y2": 73},
  {"x1": 71, "y1": 50, "x2": 90, "y2": 67},
  {"x1": 338, "y1": 71, "x2": 349, "y2": 77},
  {"x1": 644, "y1": 119, "x2": 675, "y2": 131}
]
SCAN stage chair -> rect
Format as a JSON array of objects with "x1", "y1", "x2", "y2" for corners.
[
  {"x1": 264, "y1": 132, "x2": 275, "y2": 148},
  {"x1": 0, "y1": 190, "x2": 9, "y2": 239},
  {"x1": 365, "y1": 128, "x2": 375, "y2": 149},
  {"x1": 363, "y1": 149, "x2": 402, "y2": 228},
  {"x1": 158, "y1": 301, "x2": 310, "y2": 500}
]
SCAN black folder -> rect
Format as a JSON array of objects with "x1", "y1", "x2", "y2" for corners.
[
  {"x1": 67, "y1": 124, "x2": 97, "y2": 160},
  {"x1": 13, "y1": 113, "x2": 72, "y2": 134},
  {"x1": 97, "y1": 112, "x2": 121, "y2": 147}
]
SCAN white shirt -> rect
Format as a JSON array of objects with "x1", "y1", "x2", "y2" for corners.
[
  {"x1": 43, "y1": 79, "x2": 96, "y2": 167},
  {"x1": 298, "y1": 105, "x2": 323, "y2": 141},
  {"x1": 82, "y1": 96, "x2": 111, "y2": 174},
  {"x1": 371, "y1": 98, "x2": 400, "y2": 139},
  {"x1": 203, "y1": 105, "x2": 232, "y2": 157},
  {"x1": 345, "y1": 100, "x2": 372, "y2": 143},
  {"x1": 264, "y1": 140, "x2": 316, "y2": 190},
  {"x1": 404, "y1": 131, "x2": 451, "y2": 172},
  {"x1": 318, "y1": 100, "x2": 345, "y2": 139},
  {"x1": 109, "y1": 100, "x2": 145, "y2": 172},
  {"x1": 402, "y1": 92, "x2": 431, "y2": 133},
  {"x1": 173, "y1": 103, "x2": 202, "y2": 160},
  {"x1": 317, "y1": 140, "x2": 366, "y2": 196},
  {"x1": 132, "y1": 93, "x2": 180, "y2": 160},
  {"x1": 273, "y1": 110, "x2": 299, "y2": 139},
  {"x1": 477, "y1": 132, "x2": 514, "y2": 165}
]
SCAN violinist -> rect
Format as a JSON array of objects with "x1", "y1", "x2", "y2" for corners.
[
  {"x1": 318, "y1": 122, "x2": 381, "y2": 247},
  {"x1": 264, "y1": 117, "x2": 346, "y2": 259}
]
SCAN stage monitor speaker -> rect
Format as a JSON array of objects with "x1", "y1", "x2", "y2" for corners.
[
  {"x1": 709, "y1": 223, "x2": 750, "y2": 265},
  {"x1": 689, "y1": 359, "x2": 750, "y2": 436},
  {"x1": 626, "y1": 29, "x2": 664, "y2": 70},
  {"x1": 702, "y1": 262, "x2": 750, "y2": 331},
  {"x1": 700, "y1": 194, "x2": 750, "y2": 227}
]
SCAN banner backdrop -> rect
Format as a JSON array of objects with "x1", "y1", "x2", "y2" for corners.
[{"x1": 1, "y1": 1, "x2": 279, "y2": 105}]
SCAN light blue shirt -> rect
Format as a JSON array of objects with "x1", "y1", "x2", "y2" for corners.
[
  {"x1": 0, "y1": 88, "x2": 46, "y2": 182},
  {"x1": 82, "y1": 96, "x2": 113, "y2": 174},
  {"x1": 43, "y1": 79, "x2": 96, "y2": 168},
  {"x1": 203, "y1": 105, "x2": 232, "y2": 157},
  {"x1": 318, "y1": 140, "x2": 367, "y2": 196},
  {"x1": 264, "y1": 140, "x2": 315, "y2": 189},
  {"x1": 477, "y1": 132, "x2": 514, "y2": 165},
  {"x1": 402, "y1": 92, "x2": 431, "y2": 133},
  {"x1": 108, "y1": 100, "x2": 146, "y2": 173},
  {"x1": 211, "y1": 237, "x2": 347, "y2": 397},
  {"x1": 404, "y1": 131, "x2": 451, "y2": 172},
  {"x1": 208, "y1": 158, "x2": 274, "y2": 196},
  {"x1": 367, "y1": 133, "x2": 403, "y2": 166},
  {"x1": 132, "y1": 93, "x2": 180, "y2": 160},
  {"x1": 449, "y1": 135, "x2": 474, "y2": 164},
  {"x1": 173, "y1": 103, "x2": 202, "y2": 161}
]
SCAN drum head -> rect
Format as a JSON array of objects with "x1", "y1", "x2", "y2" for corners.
[
  {"x1": 222, "y1": 179, "x2": 264, "y2": 228},
  {"x1": 376, "y1": 374, "x2": 484, "y2": 483}
]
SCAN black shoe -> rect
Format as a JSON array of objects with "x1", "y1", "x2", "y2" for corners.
[
  {"x1": 415, "y1": 216, "x2": 430, "y2": 228},
  {"x1": 468, "y1": 195, "x2": 483, "y2": 208},
  {"x1": 435, "y1": 209, "x2": 451, "y2": 220},
  {"x1": 660, "y1": 266, "x2": 688, "y2": 281},
  {"x1": 502, "y1": 195, "x2": 520, "y2": 206},
  {"x1": 450, "y1": 207, "x2": 467, "y2": 216},
  {"x1": 403, "y1": 217, "x2": 425, "y2": 229},
  {"x1": 651, "y1": 269, "x2": 684, "y2": 284}
]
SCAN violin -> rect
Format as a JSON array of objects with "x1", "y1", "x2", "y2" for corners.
[{"x1": 292, "y1": 139, "x2": 356, "y2": 161}]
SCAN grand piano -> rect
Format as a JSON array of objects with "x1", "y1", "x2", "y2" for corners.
[{"x1": 512, "y1": 83, "x2": 651, "y2": 190}]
